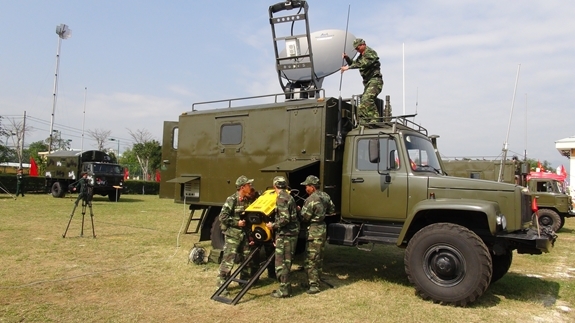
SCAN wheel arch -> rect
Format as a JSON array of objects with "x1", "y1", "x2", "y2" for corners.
[{"x1": 398, "y1": 199, "x2": 498, "y2": 247}]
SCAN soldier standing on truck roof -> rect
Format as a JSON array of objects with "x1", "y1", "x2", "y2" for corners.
[
  {"x1": 340, "y1": 38, "x2": 383, "y2": 123},
  {"x1": 266, "y1": 176, "x2": 300, "y2": 298},
  {"x1": 216, "y1": 175, "x2": 257, "y2": 296},
  {"x1": 299, "y1": 175, "x2": 335, "y2": 294}
]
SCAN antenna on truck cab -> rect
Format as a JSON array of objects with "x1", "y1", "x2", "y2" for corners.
[{"x1": 269, "y1": 1, "x2": 356, "y2": 100}]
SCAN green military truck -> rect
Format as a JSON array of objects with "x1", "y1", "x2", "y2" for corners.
[
  {"x1": 161, "y1": 93, "x2": 556, "y2": 306},
  {"x1": 45, "y1": 150, "x2": 125, "y2": 201},
  {"x1": 443, "y1": 159, "x2": 574, "y2": 231}
]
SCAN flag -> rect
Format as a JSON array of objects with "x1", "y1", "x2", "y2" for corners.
[
  {"x1": 155, "y1": 169, "x2": 161, "y2": 182},
  {"x1": 560, "y1": 164, "x2": 567, "y2": 178},
  {"x1": 531, "y1": 197, "x2": 538, "y2": 212},
  {"x1": 29, "y1": 157, "x2": 39, "y2": 177},
  {"x1": 123, "y1": 167, "x2": 129, "y2": 180}
]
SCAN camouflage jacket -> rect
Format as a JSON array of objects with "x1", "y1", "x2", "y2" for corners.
[
  {"x1": 219, "y1": 191, "x2": 255, "y2": 237},
  {"x1": 345, "y1": 45, "x2": 382, "y2": 83},
  {"x1": 16, "y1": 173, "x2": 24, "y2": 184},
  {"x1": 272, "y1": 189, "x2": 299, "y2": 236},
  {"x1": 300, "y1": 190, "x2": 335, "y2": 226}
]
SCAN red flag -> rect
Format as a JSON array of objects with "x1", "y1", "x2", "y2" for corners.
[
  {"x1": 531, "y1": 197, "x2": 538, "y2": 212},
  {"x1": 123, "y1": 167, "x2": 129, "y2": 180},
  {"x1": 29, "y1": 157, "x2": 39, "y2": 177},
  {"x1": 155, "y1": 169, "x2": 161, "y2": 182},
  {"x1": 560, "y1": 165, "x2": 567, "y2": 178}
]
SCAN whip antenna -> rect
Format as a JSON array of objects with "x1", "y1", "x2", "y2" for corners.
[
  {"x1": 336, "y1": 5, "x2": 351, "y2": 147},
  {"x1": 338, "y1": 5, "x2": 351, "y2": 94}
]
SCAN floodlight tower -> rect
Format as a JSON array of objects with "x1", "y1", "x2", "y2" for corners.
[{"x1": 48, "y1": 24, "x2": 72, "y2": 152}]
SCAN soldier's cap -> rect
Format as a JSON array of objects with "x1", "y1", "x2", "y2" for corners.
[
  {"x1": 301, "y1": 175, "x2": 320, "y2": 186},
  {"x1": 273, "y1": 176, "x2": 287, "y2": 188},
  {"x1": 353, "y1": 38, "x2": 365, "y2": 49},
  {"x1": 235, "y1": 175, "x2": 254, "y2": 187}
]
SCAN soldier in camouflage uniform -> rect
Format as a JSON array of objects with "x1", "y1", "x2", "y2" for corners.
[
  {"x1": 216, "y1": 175, "x2": 256, "y2": 294},
  {"x1": 266, "y1": 176, "x2": 299, "y2": 298},
  {"x1": 299, "y1": 175, "x2": 335, "y2": 294},
  {"x1": 15, "y1": 168, "x2": 25, "y2": 198},
  {"x1": 341, "y1": 38, "x2": 383, "y2": 123}
]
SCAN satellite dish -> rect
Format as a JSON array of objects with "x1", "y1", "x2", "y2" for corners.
[
  {"x1": 56, "y1": 24, "x2": 72, "y2": 39},
  {"x1": 279, "y1": 29, "x2": 357, "y2": 82}
]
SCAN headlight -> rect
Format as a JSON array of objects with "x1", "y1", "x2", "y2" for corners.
[{"x1": 496, "y1": 214, "x2": 507, "y2": 231}]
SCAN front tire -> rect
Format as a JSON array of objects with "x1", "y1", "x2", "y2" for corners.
[
  {"x1": 537, "y1": 209, "x2": 561, "y2": 232},
  {"x1": 490, "y1": 250, "x2": 513, "y2": 284},
  {"x1": 404, "y1": 223, "x2": 492, "y2": 306}
]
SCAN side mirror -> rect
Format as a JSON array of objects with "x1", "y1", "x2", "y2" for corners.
[{"x1": 368, "y1": 139, "x2": 380, "y2": 163}]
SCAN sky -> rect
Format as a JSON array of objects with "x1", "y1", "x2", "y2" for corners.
[{"x1": 1, "y1": 0, "x2": 574, "y2": 170}]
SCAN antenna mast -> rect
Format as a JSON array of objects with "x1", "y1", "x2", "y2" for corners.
[{"x1": 498, "y1": 64, "x2": 521, "y2": 182}]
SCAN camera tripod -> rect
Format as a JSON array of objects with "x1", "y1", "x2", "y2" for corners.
[{"x1": 63, "y1": 193, "x2": 96, "y2": 238}]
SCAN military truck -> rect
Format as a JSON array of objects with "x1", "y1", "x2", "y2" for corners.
[
  {"x1": 160, "y1": 0, "x2": 557, "y2": 306},
  {"x1": 45, "y1": 150, "x2": 125, "y2": 201},
  {"x1": 160, "y1": 92, "x2": 557, "y2": 306},
  {"x1": 443, "y1": 159, "x2": 574, "y2": 231}
]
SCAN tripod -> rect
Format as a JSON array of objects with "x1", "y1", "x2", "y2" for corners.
[
  {"x1": 63, "y1": 190, "x2": 96, "y2": 238},
  {"x1": 0, "y1": 180, "x2": 16, "y2": 200}
]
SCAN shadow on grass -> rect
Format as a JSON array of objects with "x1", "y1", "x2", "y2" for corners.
[
  {"x1": 557, "y1": 227, "x2": 574, "y2": 234},
  {"x1": 472, "y1": 272, "x2": 561, "y2": 308},
  {"x1": 89, "y1": 196, "x2": 145, "y2": 203}
]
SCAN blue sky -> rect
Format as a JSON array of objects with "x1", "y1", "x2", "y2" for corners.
[{"x1": 1, "y1": 0, "x2": 574, "y2": 170}]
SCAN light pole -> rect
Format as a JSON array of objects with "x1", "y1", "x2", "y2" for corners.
[
  {"x1": 48, "y1": 24, "x2": 72, "y2": 152},
  {"x1": 110, "y1": 138, "x2": 120, "y2": 156}
]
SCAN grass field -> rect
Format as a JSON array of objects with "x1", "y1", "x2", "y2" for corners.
[{"x1": 0, "y1": 194, "x2": 574, "y2": 323}]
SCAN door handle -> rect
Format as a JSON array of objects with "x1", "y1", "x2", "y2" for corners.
[{"x1": 351, "y1": 178, "x2": 364, "y2": 183}]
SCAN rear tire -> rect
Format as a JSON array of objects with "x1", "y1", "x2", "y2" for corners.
[
  {"x1": 210, "y1": 216, "x2": 225, "y2": 250},
  {"x1": 537, "y1": 209, "x2": 561, "y2": 232},
  {"x1": 108, "y1": 191, "x2": 121, "y2": 202},
  {"x1": 404, "y1": 223, "x2": 492, "y2": 306},
  {"x1": 51, "y1": 182, "x2": 66, "y2": 198}
]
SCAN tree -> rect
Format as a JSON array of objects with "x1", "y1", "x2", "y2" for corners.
[
  {"x1": 127, "y1": 129, "x2": 161, "y2": 181},
  {"x1": 6, "y1": 117, "x2": 34, "y2": 166},
  {"x1": 525, "y1": 158, "x2": 552, "y2": 172},
  {"x1": 87, "y1": 128, "x2": 112, "y2": 151},
  {"x1": 27, "y1": 140, "x2": 48, "y2": 175}
]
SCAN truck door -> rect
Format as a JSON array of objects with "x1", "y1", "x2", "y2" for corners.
[
  {"x1": 160, "y1": 121, "x2": 179, "y2": 199},
  {"x1": 348, "y1": 137, "x2": 408, "y2": 221}
]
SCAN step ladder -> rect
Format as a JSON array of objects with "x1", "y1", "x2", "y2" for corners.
[
  {"x1": 211, "y1": 243, "x2": 275, "y2": 305},
  {"x1": 184, "y1": 207, "x2": 209, "y2": 234}
]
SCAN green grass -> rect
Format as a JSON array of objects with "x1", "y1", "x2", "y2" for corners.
[{"x1": 1, "y1": 194, "x2": 574, "y2": 322}]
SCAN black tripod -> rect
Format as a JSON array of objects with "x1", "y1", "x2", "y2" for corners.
[{"x1": 63, "y1": 188, "x2": 96, "y2": 238}]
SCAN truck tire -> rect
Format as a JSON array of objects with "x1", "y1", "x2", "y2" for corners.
[
  {"x1": 210, "y1": 216, "x2": 225, "y2": 250},
  {"x1": 490, "y1": 250, "x2": 512, "y2": 284},
  {"x1": 404, "y1": 223, "x2": 492, "y2": 306},
  {"x1": 51, "y1": 182, "x2": 66, "y2": 198},
  {"x1": 537, "y1": 209, "x2": 561, "y2": 232},
  {"x1": 108, "y1": 191, "x2": 121, "y2": 202}
]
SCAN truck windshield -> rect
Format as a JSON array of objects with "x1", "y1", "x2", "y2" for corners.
[
  {"x1": 404, "y1": 134, "x2": 443, "y2": 174},
  {"x1": 92, "y1": 163, "x2": 123, "y2": 174}
]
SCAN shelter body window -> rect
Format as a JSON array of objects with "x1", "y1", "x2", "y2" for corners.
[{"x1": 220, "y1": 124, "x2": 242, "y2": 145}]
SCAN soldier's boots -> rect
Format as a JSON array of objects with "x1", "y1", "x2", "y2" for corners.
[
  {"x1": 215, "y1": 279, "x2": 229, "y2": 297},
  {"x1": 307, "y1": 285, "x2": 320, "y2": 295},
  {"x1": 271, "y1": 284, "x2": 292, "y2": 298}
]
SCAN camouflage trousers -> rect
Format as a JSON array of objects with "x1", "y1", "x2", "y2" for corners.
[
  {"x1": 359, "y1": 77, "x2": 383, "y2": 122},
  {"x1": 305, "y1": 223, "x2": 327, "y2": 287},
  {"x1": 216, "y1": 231, "x2": 251, "y2": 287},
  {"x1": 274, "y1": 234, "x2": 297, "y2": 294}
]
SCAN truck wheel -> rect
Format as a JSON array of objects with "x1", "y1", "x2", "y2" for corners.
[
  {"x1": 490, "y1": 250, "x2": 512, "y2": 284},
  {"x1": 51, "y1": 182, "x2": 66, "y2": 198},
  {"x1": 537, "y1": 209, "x2": 561, "y2": 232},
  {"x1": 404, "y1": 223, "x2": 492, "y2": 306},
  {"x1": 559, "y1": 216, "x2": 566, "y2": 230},
  {"x1": 108, "y1": 191, "x2": 121, "y2": 202},
  {"x1": 210, "y1": 216, "x2": 225, "y2": 250}
]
